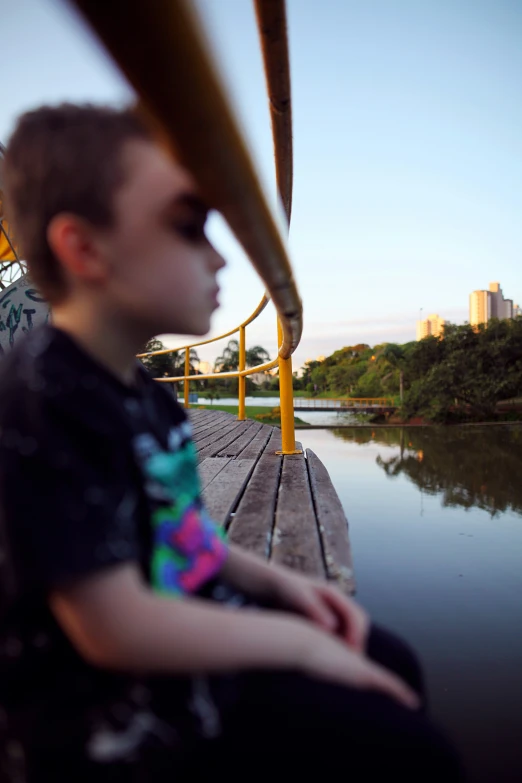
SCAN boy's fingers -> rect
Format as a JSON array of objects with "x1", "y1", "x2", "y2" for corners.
[
  {"x1": 364, "y1": 660, "x2": 420, "y2": 710},
  {"x1": 318, "y1": 586, "x2": 368, "y2": 650},
  {"x1": 304, "y1": 594, "x2": 337, "y2": 631}
]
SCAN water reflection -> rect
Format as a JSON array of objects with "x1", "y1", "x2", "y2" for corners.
[
  {"x1": 302, "y1": 427, "x2": 522, "y2": 783},
  {"x1": 331, "y1": 426, "x2": 522, "y2": 518}
]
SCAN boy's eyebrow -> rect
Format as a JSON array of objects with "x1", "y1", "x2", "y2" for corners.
[{"x1": 166, "y1": 193, "x2": 209, "y2": 216}]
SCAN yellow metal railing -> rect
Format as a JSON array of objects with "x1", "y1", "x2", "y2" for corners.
[
  {"x1": 75, "y1": 0, "x2": 301, "y2": 453},
  {"x1": 254, "y1": 0, "x2": 299, "y2": 455}
]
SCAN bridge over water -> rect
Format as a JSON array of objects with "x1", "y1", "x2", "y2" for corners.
[{"x1": 294, "y1": 397, "x2": 397, "y2": 414}]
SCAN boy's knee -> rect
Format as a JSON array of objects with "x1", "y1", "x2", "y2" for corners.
[
  {"x1": 404, "y1": 720, "x2": 464, "y2": 781},
  {"x1": 368, "y1": 624, "x2": 425, "y2": 697}
]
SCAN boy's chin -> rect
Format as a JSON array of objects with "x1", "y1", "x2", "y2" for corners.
[
  {"x1": 188, "y1": 316, "x2": 212, "y2": 336},
  {"x1": 165, "y1": 316, "x2": 211, "y2": 337}
]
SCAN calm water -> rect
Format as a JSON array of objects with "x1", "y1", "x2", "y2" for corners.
[{"x1": 300, "y1": 425, "x2": 522, "y2": 783}]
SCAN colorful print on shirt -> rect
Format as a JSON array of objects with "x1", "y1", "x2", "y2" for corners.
[{"x1": 133, "y1": 422, "x2": 228, "y2": 595}]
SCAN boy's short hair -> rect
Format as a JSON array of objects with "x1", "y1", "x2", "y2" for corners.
[{"x1": 3, "y1": 104, "x2": 151, "y2": 303}]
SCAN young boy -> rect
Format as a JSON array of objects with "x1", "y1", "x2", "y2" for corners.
[{"x1": 0, "y1": 105, "x2": 462, "y2": 782}]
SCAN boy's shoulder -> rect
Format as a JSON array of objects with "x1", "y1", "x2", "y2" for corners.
[
  {"x1": 0, "y1": 326, "x2": 60, "y2": 416},
  {"x1": 0, "y1": 325, "x2": 87, "y2": 403},
  {"x1": 0, "y1": 325, "x2": 186, "y2": 436},
  {"x1": 0, "y1": 326, "x2": 115, "y2": 434}
]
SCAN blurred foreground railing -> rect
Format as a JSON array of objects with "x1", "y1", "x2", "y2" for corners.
[{"x1": 73, "y1": 0, "x2": 301, "y2": 453}]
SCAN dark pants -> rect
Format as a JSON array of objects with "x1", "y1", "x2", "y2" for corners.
[
  {"x1": 149, "y1": 624, "x2": 464, "y2": 782},
  {"x1": 13, "y1": 626, "x2": 464, "y2": 782}
]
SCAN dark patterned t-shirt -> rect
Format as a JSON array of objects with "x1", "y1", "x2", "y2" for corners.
[{"x1": 0, "y1": 326, "x2": 230, "y2": 779}]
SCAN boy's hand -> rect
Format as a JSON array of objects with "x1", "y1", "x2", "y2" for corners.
[
  {"x1": 271, "y1": 569, "x2": 369, "y2": 653},
  {"x1": 300, "y1": 626, "x2": 419, "y2": 710},
  {"x1": 223, "y1": 545, "x2": 369, "y2": 652}
]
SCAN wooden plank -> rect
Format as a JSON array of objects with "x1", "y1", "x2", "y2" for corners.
[
  {"x1": 198, "y1": 456, "x2": 231, "y2": 491},
  {"x1": 203, "y1": 458, "x2": 256, "y2": 526},
  {"x1": 190, "y1": 414, "x2": 221, "y2": 437},
  {"x1": 189, "y1": 408, "x2": 216, "y2": 420},
  {"x1": 193, "y1": 411, "x2": 236, "y2": 434},
  {"x1": 306, "y1": 449, "x2": 356, "y2": 594},
  {"x1": 217, "y1": 420, "x2": 260, "y2": 457},
  {"x1": 227, "y1": 445, "x2": 282, "y2": 558},
  {"x1": 191, "y1": 411, "x2": 231, "y2": 437},
  {"x1": 192, "y1": 419, "x2": 223, "y2": 438},
  {"x1": 188, "y1": 409, "x2": 211, "y2": 421},
  {"x1": 195, "y1": 418, "x2": 242, "y2": 453},
  {"x1": 271, "y1": 453, "x2": 326, "y2": 579},
  {"x1": 193, "y1": 419, "x2": 230, "y2": 443},
  {"x1": 191, "y1": 408, "x2": 230, "y2": 423},
  {"x1": 189, "y1": 409, "x2": 215, "y2": 425},
  {"x1": 197, "y1": 421, "x2": 249, "y2": 461},
  {"x1": 237, "y1": 423, "x2": 274, "y2": 460},
  {"x1": 268, "y1": 427, "x2": 282, "y2": 452}
]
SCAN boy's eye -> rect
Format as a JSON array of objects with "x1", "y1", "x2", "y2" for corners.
[{"x1": 174, "y1": 222, "x2": 207, "y2": 243}]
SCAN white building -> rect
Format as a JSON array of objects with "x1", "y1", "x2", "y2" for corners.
[
  {"x1": 489, "y1": 282, "x2": 513, "y2": 319},
  {"x1": 469, "y1": 290, "x2": 491, "y2": 327},
  {"x1": 416, "y1": 314, "x2": 446, "y2": 340},
  {"x1": 469, "y1": 282, "x2": 515, "y2": 327}
]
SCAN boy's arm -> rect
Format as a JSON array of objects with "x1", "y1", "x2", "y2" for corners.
[
  {"x1": 220, "y1": 544, "x2": 369, "y2": 652},
  {"x1": 50, "y1": 562, "x2": 417, "y2": 709}
]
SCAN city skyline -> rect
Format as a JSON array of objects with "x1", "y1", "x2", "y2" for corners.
[{"x1": 414, "y1": 280, "x2": 520, "y2": 343}]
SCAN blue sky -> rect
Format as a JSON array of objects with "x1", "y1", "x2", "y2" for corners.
[{"x1": 2, "y1": 0, "x2": 521, "y2": 369}]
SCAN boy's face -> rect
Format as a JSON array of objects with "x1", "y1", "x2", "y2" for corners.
[{"x1": 99, "y1": 140, "x2": 225, "y2": 337}]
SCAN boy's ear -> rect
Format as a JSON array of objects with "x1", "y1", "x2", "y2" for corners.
[{"x1": 47, "y1": 214, "x2": 108, "y2": 284}]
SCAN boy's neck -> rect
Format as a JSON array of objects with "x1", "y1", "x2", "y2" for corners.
[{"x1": 52, "y1": 303, "x2": 148, "y2": 386}]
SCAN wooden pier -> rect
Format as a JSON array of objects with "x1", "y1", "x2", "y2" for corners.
[{"x1": 191, "y1": 409, "x2": 355, "y2": 593}]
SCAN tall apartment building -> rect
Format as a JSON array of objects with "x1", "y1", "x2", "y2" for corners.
[
  {"x1": 469, "y1": 282, "x2": 514, "y2": 326},
  {"x1": 489, "y1": 282, "x2": 513, "y2": 319},
  {"x1": 469, "y1": 290, "x2": 491, "y2": 327},
  {"x1": 416, "y1": 314, "x2": 446, "y2": 340}
]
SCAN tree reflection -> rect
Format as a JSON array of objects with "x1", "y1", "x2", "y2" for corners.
[{"x1": 331, "y1": 426, "x2": 522, "y2": 518}]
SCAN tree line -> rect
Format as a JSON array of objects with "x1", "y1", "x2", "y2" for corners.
[{"x1": 298, "y1": 317, "x2": 522, "y2": 422}]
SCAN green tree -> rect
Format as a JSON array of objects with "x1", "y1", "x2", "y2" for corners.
[
  {"x1": 139, "y1": 338, "x2": 174, "y2": 378},
  {"x1": 140, "y1": 338, "x2": 199, "y2": 379},
  {"x1": 301, "y1": 359, "x2": 322, "y2": 390},
  {"x1": 402, "y1": 319, "x2": 522, "y2": 422},
  {"x1": 214, "y1": 339, "x2": 271, "y2": 372},
  {"x1": 310, "y1": 364, "x2": 329, "y2": 393},
  {"x1": 382, "y1": 344, "x2": 408, "y2": 401}
]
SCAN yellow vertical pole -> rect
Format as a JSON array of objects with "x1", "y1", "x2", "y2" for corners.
[
  {"x1": 277, "y1": 319, "x2": 299, "y2": 454},
  {"x1": 238, "y1": 325, "x2": 246, "y2": 420},
  {"x1": 184, "y1": 347, "x2": 190, "y2": 409}
]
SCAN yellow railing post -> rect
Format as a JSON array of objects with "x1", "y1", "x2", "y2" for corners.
[
  {"x1": 277, "y1": 319, "x2": 300, "y2": 455},
  {"x1": 238, "y1": 325, "x2": 246, "y2": 420},
  {"x1": 184, "y1": 347, "x2": 190, "y2": 409}
]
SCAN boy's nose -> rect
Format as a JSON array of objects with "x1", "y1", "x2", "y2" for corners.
[{"x1": 210, "y1": 246, "x2": 226, "y2": 272}]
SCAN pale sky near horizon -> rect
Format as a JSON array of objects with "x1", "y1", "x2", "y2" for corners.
[{"x1": 2, "y1": 0, "x2": 521, "y2": 370}]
